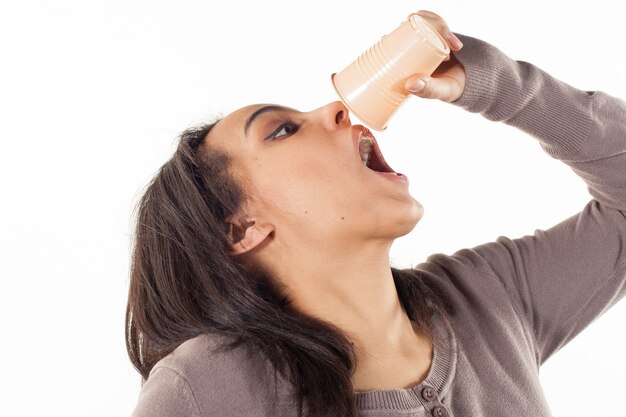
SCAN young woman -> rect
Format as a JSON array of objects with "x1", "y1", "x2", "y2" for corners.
[{"x1": 127, "y1": 10, "x2": 626, "y2": 417}]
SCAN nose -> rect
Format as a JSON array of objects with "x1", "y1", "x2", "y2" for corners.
[{"x1": 317, "y1": 101, "x2": 351, "y2": 131}]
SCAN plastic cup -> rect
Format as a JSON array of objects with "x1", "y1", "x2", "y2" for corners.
[{"x1": 331, "y1": 13, "x2": 450, "y2": 131}]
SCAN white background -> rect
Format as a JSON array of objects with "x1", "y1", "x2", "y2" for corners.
[{"x1": 1, "y1": 0, "x2": 624, "y2": 416}]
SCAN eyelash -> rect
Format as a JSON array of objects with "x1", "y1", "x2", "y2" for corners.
[{"x1": 265, "y1": 118, "x2": 299, "y2": 141}]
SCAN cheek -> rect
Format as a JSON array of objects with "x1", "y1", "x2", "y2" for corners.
[
  {"x1": 248, "y1": 159, "x2": 422, "y2": 239},
  {"x1": 251, "y1": 161, "x2": 358, "y2": 216}
]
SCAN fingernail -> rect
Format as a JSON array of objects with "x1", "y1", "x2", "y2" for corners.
[
  {"x1": 449, "y1": 34, "x2": 463, "y2": 48},
  {"x1": 408, "y1": 78, "x2": 426, "y2": 93}
]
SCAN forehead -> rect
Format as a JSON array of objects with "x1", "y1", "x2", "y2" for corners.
[
  {"x1": 215, "y1": 103, "x2": 265, "y2": 132},
  {"x1": 229, "y1": 103, "x2": 270, "y2": 123},
  {"x1": 207, "y1": 103, "x2": 294, "y2": 146},
  {"x1": 205, "y1": 104, "x2": 264, "y2": 148}
]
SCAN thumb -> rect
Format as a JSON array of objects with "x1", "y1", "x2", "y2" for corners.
[{"x1": 404, "y1": 74, "x2": 456, "y2": 102}]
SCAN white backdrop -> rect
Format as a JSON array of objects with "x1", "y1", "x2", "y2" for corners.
[{"x1": 1, "y1": 1, "x2": 624, "y2": 416}]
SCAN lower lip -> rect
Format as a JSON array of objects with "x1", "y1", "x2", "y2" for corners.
[{"x1": 373, "y1": 170, "x2": 409, "y2": 184}]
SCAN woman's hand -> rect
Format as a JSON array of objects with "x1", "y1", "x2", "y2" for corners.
[{"x1": 403, "y1": 10, "x2": 466, "y2": 103}]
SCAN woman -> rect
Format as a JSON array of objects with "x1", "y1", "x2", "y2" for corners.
[{"x1": 127, "y1": 10, "x2": 626, "y2": 417}]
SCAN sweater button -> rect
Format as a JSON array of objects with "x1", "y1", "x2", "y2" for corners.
[
  {"x1": 431, "y1": 405, "x2": 449, "y2": 417},
  {"x1": 421, "y1": 385, "x2": 437, "y2": 401}
]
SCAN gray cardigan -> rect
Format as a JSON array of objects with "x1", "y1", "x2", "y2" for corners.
[{"x1": 129, "y1": 33, "x2": 626, "y2": 417}]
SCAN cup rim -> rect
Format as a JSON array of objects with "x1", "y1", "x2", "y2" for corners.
[{"x1": 406, "y1": 13, "x2": 450, "y2": 56}]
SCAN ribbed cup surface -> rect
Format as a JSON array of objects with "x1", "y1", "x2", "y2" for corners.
[{"x1": 331, "y1": 13, "x2": 449, "y2": 130}]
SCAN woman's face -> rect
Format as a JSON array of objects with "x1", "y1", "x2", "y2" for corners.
[{"x1": 205, "y1": 100, "x2": 424, "y2": 251}]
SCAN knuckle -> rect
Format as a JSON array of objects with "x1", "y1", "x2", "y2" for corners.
[{"x1": 421, "y1": 80, "x2": 434, "y2": 97}]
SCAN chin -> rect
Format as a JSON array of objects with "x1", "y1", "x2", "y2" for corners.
[{"x1": 390, "y1": 198, "x2": 424, "y2": 238}]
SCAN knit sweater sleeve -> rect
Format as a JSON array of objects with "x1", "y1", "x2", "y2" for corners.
[
  {"x1": 130, "y1": 366, "x2": 202, "y2": 417},
  {"x1": 448, "y1": 33, "x2": 626, "y2": 365}
]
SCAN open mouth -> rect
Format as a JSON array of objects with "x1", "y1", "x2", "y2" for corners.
[{"x1": 357, "y1": 127, "x2": 397, "y2": 173}]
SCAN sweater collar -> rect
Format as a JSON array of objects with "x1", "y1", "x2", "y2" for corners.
[{"x1": 353, "y1": 309, "x2": 458, "y2": 411}]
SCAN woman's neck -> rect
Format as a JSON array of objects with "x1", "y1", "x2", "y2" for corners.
[{"x1": 264, "y1": 238, "x2": 425, "y2": 363}]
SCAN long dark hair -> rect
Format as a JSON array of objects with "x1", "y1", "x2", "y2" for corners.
[{"x1": 125, "y1": 119, "x2": 452, "y2": 417}]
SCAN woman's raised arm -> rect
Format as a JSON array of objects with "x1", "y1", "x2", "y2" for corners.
[{"x1": 414, "y1": 24, "x2": 626, "y2": 365}]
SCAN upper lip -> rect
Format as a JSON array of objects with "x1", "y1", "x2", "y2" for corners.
[{"x1": 351, "y1": 124, "x2": 395, "y2": 173}]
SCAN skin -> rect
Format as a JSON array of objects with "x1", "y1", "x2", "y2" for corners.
[{"x1": 202, "y1": 10, "x2": 466, "y2": 390}]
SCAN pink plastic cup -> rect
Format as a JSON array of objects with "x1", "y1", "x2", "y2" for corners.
[{"x1": 331, "y1": 13, "x2": 450, "y2": 131}]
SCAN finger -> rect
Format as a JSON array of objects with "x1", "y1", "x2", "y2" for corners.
[
  {"x1": 416, "y1": 9, "x2": 443, "y2": 20},
  {"x1": 404, "y1": 74, "x2": 459, "y2": 102},
  {"x1": 415, "y1": 10, "x2": 463, "y2": 51},
  {"x1": 445, "y1": 33, "x2": 463, "y2": 50}
]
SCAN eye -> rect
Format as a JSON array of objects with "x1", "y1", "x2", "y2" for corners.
[{"x1": 265, "y1": 119, "x2": 299, "y2": 141}]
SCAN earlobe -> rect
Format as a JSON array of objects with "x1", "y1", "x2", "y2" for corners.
[{"x1": 226, "y1": 219, "x2": 274, "y2": 256}]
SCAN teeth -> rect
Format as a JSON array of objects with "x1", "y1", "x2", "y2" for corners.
[{"x1": 358, "y1": 134, "x2": 374, "y2": 166}]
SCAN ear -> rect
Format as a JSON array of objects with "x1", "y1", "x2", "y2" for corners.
[{"x1": 225, "y1": 217, "x2": 275, "y2": 256}]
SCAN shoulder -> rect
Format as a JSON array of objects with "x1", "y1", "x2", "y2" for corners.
[
  {"x1": 131, "y1": 365, "x2": 202, "y2": 417},
  {"x1": 151, "y1": 333, "x2": 262, "y2": 390},
  {"x1": 144, "y1": 333, "x2": 296, "y2": 415},
  {"x1": 152, "y1": 332, "x2": 242, "y2": 376}
]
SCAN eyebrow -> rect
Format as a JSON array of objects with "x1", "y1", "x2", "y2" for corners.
[{"x1": 243, "y1": 105, "x2": 293, "y2": 136}]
